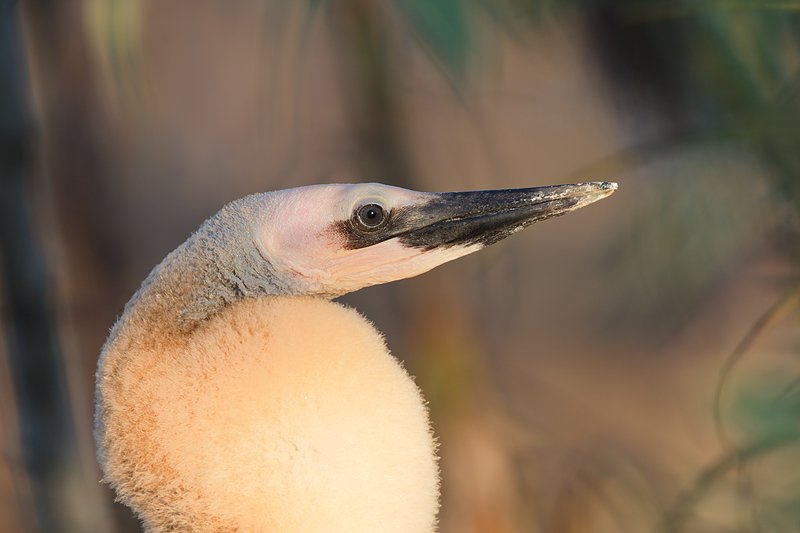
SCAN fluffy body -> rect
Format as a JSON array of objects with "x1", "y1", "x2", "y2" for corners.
[{"x1": 97, "y1": 296, "x2": 438, "y2": 532}]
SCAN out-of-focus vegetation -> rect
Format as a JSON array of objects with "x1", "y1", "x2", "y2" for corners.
[{"x1": 2, "y1": 0, "x2": 800, "y2": 531}]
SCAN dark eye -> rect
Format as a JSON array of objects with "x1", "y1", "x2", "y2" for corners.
[{"x1": 355, "y1": 203, "x2": 388, "y2": 230}]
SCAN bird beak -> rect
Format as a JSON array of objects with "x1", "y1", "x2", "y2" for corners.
[{"x1": 397, "y1": 181, "x2": 618, "y2": 250}]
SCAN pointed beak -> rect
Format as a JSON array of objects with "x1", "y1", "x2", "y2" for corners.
[{"x1": 396, "y1": 181, "x2": 617, "y2": 250}]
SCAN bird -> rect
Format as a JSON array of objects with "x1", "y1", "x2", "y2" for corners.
[{"x1": 94, "y1": 180, "x2": 616, "y2": 532}]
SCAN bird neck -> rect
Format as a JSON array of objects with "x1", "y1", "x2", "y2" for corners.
[{"x1": 118, "y1": 197, "x2": 294, "y2": 341}]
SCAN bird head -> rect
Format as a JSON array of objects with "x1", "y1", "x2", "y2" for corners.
[{"x1": 251, "y1": 182, "x2": 616, "y2": 297}]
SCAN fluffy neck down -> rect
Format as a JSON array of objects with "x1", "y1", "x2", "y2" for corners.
[
  {"x1": 96, "y1": 296, "x2": 439, "y2": 532},
  {"x1": 115, "y1": 195, "x2": 293, "y2": 339}
]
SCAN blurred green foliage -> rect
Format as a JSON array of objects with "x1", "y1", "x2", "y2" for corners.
[
  {"x1": 736, "y1": 377, "x2": 800, "y2": 443},
  {"x1": 602, "y1": 160, "x2": 770, "y2": 330},
  {"x1": 395, "y1": 0, "x2": 472, "y2": 80},
  {"x1": 661, "y1": 372, "x2": 800, "y2": 532},
  {"x1": 584, "y1": 2, "x2": 800, "y2": 212},
  {"x1": 569, "y1": 2, "x2": 800, "y2": 332}
]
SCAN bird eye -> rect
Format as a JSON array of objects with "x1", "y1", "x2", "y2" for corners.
[{"x1": 354, "y1": 203, "x2": 388, "y2": 230}]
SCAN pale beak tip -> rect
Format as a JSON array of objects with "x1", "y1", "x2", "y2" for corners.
[
  {"x1": 586, "y1": 181, "x2": 618, "y2": 203},
  {"x1": 573, "y1": 181, "x2": 618, "y2": 206},
  {"x1": 595, "y1": 181, "x2": 618, "y2": 193}
]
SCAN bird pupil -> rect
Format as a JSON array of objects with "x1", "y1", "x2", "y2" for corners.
[{"x1": 357, "y1": 203, "x2": 385, "y2": 229}]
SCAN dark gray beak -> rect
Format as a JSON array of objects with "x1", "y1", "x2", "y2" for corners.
[{"x1": 398, "y1": 182, "x2": 617, "y2": 250}]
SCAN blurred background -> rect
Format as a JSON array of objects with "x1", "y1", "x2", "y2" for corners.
[{"x1": 2, "y1": 0, "x2": 800, "y2": 531}]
